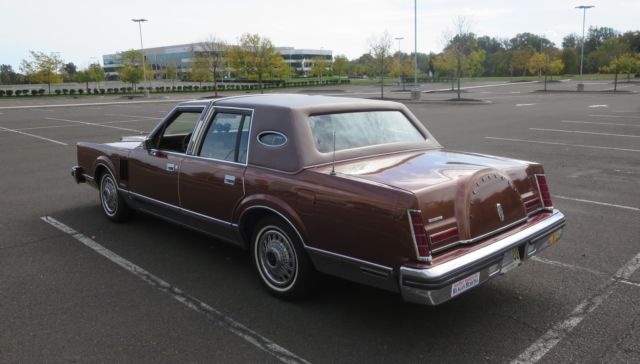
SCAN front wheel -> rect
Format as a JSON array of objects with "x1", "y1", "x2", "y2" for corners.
[
  {"x1": 251, "y1": 217, "x2": 314, "y2": 300},
  {"x1": 99, "y1": 171, "x2": 131, "y2": 222}
]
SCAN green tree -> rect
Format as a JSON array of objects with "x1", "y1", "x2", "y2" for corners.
[
  {"x1": 510, "y1": 49, "x2": 533, "y2": 76},
  {"x1": 528, "y1": 52, "x2": 546, "y2": 76},
  {"x1": 20, "y1": 51, "x2": 64, "y2": 94},
  {"x1": 432, "y1": 50, "x2": 457, "y2": 90},
  {"x1": 190, "y1": 55, "x2": 212, "y2": 87},
  {"x1": 76, "y1": 70, "x2": 91, "y2": 91},
  {"x1": 368, "y1": 30, "x2": 392, "y2": 99},
  {"x1": 166, "y1": 63, "x2": 177, "y2": 87},
  {"x1": 118, "y1": 49, "x2": 151, "y2": 93},
  {"x1": 561, "y1": 48, "x2": 579, "y2": 74},
  {"x1": 465, "y1": 49, "x2": 486, "y2": 78},
  {"x1": 0, "y1": 64, "x2": 21, "y2": 84},
  {"x1": 63, "y1": 62, "x2": 77, "y2": 81},
  {"x1": 228, "y1": 33, "x2": 279, "y2": 93},
  {"x1": 87, "y1": 63, "x2": 105, "y2": 89},
  {"x1": 310, "y1": 56, "x2": 328, "y2": 81},
  {"x1": 332, "y1": 55, "x2": 349, "y2": 79},
  {"x1": 548, "y1": 59, "x2": 565, "y2": 80},
  {"x1": 194, "y1": 37, "x2": 227, "y2": 96}
]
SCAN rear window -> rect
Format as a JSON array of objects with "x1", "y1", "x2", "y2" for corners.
[{"x1": 308, "y1": 111, "x2": 425, "y2": 153}]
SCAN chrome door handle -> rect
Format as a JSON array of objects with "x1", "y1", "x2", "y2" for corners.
[
  {"x1": 166, "y1": 163, "x2": 178, "y2": 172},
  {"x1": 224, "y1": 175, "x2": 236, "y2": 185}
]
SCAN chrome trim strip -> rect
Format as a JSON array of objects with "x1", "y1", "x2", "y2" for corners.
[
  {"x1": 190, "y1": 106, "x2": 255, "y2": 166},
  {"x1": 256, "y1": 130, "x2": 288, "y2": 147},
  {"x1": 126, "y1": 190, "x2": 237, "y2": 227},
  {"x1": 430, "y1": 217, "x2": 528, "y2": 253},
  {"x1": 82, "y1": 173, "x2": 94, "y2": 182},
  {"x1": 459, "y1": 217, "x2": 528, "y2": 245},
  {"x1": 305, "y1": 246, "x2": 393, "y2": 272},
  {"x1": 401, "y1": 210, "x2": 565, "y2": 281},
  {"x1": 407, "y1": 209, "x2": 432, "y2": 263}
]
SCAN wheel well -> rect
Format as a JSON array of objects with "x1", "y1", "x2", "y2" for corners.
[
  {"x1": 94, "y1": 165, "x2": 109, "y2": 183},
  {"x1": 239, "y1": 208, "x2": 304, "y2": 247}
]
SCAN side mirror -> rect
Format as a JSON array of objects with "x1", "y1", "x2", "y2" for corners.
[{"x1": 142, "y1": 138, "x2": 154, "y2": 150}]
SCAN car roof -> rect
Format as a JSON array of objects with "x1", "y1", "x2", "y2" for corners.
[{"x1": 213, "y1": 93, "x2": 396, "y2": 111}]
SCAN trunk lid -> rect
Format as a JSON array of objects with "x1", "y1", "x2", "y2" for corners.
[{"x1": 329, "y1": 149, "x2": 536, "y2": 252}]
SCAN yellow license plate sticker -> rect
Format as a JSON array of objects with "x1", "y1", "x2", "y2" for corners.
[{"x1": 500, "y1": 247, "x2": 521, "y2": 274}]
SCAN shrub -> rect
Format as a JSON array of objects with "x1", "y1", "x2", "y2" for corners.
[
  {"x1": 78, "y1": 89, "x2": 84, "y2": 94},
  {"x1": 54, "y1": 89, "x2": 61, "y2": 95},
  {"x1": 93, "y1": 88, "x2": 99, "y2": 94},
  {"x1": 177, "y1": 86, "x2": 183, "y2": 91},
  {"x1": 62, "y1": 89, "x2": 69, "y2": 95},
  {"x1": 0, "y1": 90, "x2": 4, "y2": 96},
  {"x1": 113, "y1": 88, "x2": 119, "y2": 94},
  {"x1": 194, "y1": 85, "x2": 199, "y2": 91},
  {"x1": 38, "y1": 89, "x2": 45, "y2": 95},
  {"x1": 31, "y1": 89, "x2": 38, "y2": 96},
  {"x1": 6, "y1": 90, "x2": 13, "y2": 96},
  {"x1": 138, "y1": 86, "x2": 144, "y2": 91},
  {"x1": 100, "y1": 88, "x2": 105, "y2": 94},
  {"x1": 120, "y1": 87, "x2": 126, "y2": 92},
  {"x1": 126, "y1": 87, "x2": 132, "y2": 92},
  {"x1": 107, "y1": 88, "x2": 113, "y2": 93},
  {"x1": 22, "y1": 89, "x2": 28, "y2": 94},
  {"x1": 15, "y1": 90, "x2": 22, "y2": 96},
  {"x1": 69, "y1": 89, "x2": 76, "y2": 94}
]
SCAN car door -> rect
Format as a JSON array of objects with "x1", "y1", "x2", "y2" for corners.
[
  {"x1": 178, "y1": 107, "x2": 253, "y2": 244},
  {"x1": 127, "y1": 107, "x2": 202, "y2": 217}
]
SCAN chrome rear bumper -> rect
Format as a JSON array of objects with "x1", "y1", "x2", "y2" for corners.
[
  {"x1": 71, "y1": 166, "x2": 86, "y2": 184},
  {"x1": 399, "y1": 210, "x2": 566, "y2": 305}
]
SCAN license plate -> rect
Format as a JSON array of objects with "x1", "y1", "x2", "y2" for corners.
[
  {"x1": 451, "y1": 272, "x2": 480, "y2": 297},
  {"x1": 500, "y1": 247, "x2": 521, "y2": 274}
]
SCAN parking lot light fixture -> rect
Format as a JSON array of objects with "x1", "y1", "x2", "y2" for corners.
[
  {"x1": 131, "y1": 18, "x2": 149, "y2": 97},
  {"x1": 575, "y1": 5, "x2": 594, "y2": 91}
]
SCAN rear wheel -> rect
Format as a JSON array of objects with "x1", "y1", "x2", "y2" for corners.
[
  {"x1": 99, "y1": 171, "x2": 131, "y2": 222},
  {"x1": 251, "y1": 217, "x2": 313, "y2": 300}
]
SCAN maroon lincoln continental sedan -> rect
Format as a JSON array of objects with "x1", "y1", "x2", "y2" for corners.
[{"x1": 71, "y1": 94, "x2": 565, "y2": 305}]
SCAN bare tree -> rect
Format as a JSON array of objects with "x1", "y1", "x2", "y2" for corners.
[
  {"x1": 193, "y1": 36, "x2": 228, "y2": 97},
  {"x1": 369, "y1": 31, "x2": 393, "y2": 99},
  {"x1": 443, "y1": 17, "x2": 478, "y2": 100}
]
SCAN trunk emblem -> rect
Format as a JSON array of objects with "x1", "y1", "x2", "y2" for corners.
[{"x1": 496, "y1": 203, "x2": 505, "y2": 222}]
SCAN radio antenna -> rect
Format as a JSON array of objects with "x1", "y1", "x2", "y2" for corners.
[{"x1": 330, "y1": 123, "x2": 337, "y2": 176}]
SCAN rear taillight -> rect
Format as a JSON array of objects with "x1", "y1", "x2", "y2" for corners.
[
  {"x1": 408, "y1": 210, "x2": 432, "y2": 262},
  {"x1": 535, "y1": 174, "x2": 553, "y2": 208}
]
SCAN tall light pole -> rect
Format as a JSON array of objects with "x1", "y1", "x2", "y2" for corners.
[
  {"x1": 131, "y1": 18, "x2": 149, "y2": 96},
  {"x1": 575, "y1": 5, "x2": 594, "y2": 91},
  {"x1": 412, "y1": 0, "x2": 420, "y2": 100}
]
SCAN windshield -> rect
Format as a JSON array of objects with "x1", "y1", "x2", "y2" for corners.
[{"x1": 308, "y1": 111, "x2": 425, "y2": 153}]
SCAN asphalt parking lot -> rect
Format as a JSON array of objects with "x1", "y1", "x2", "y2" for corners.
[{"x1": 1, "y1": 80, "x2": 638, "y2": 363}]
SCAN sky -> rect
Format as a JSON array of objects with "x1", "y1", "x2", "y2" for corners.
[{"x1": 1, "y1": 0, "x2": 638, "y2": 70}]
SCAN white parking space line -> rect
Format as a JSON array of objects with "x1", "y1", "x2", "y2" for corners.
[
  {"x1": 0, "y1": 118, "x2": 155, "y2": 133},
  {"x1": 104, "y1": 113, "x2": 162, "y2": 120},
  {"x1": 516, "y1": 103, "x2": 536, "y2": 107},
  {"x1": 561, "y1": 120, "x2": 640, "y2": 128},
  {"x1": 41, "y1": 216, "x2": 310, "y2": 364},
  {"x1": 0, "y1": 98, "x2": 191, "y2": 110},
  {"x1": 590, "y1": 114, "x2": 640, "y2": 119},
  {"x1": 531, "y1": 257, "x2": 608, "y2": 277},
  {"x1": 529, "y1": 128, "x2": 640, "y2": 138},
  {"x1": 0, "y1": 125, "x2": 68, "y2": 146},
  {"x1": 45, "y1": 117, "x2": 145, "y2": 133},
  {"x1": 588, "y1": 105, "x2": 608, "y2": 108},
  {"x1": 618, "y1": 279, "x2": 640, "y2": 288},
  {"x1": 552, "y1": 195, "x2": 640, "y2": 212},
  {"x1": 512, "y1": 251, "x2": 640, "y2": 364},
  {"x1": 484, "y1": 137, "x2": 640, "y2": 153}
]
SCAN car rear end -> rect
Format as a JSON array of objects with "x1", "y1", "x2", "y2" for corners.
[{"x1": 397, "y1": 162, "x2": 565, "y2": 305}]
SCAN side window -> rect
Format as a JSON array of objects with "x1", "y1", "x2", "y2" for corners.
[
  {"x1": 156, "y1": 111, "x2": 200, "y2": 153},
  {"x1": 198, "y1": 112, "x2": 252, "y2": 163}
]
